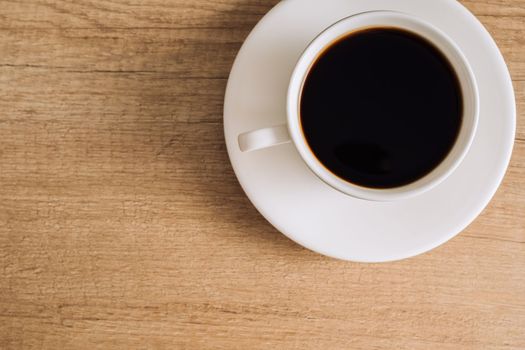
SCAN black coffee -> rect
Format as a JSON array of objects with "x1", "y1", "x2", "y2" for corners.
[{"x1": 301, "y1": 28, "x2": 462, "y2": 189}]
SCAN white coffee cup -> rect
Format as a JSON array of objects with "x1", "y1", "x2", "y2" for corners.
[{"x1": 238, "y1": 11, "x2": 479, "y2": 201}]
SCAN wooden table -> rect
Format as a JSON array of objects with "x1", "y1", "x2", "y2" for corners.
[{"x1": 0, "y1": 1, "x2": 523, "y2": 349}]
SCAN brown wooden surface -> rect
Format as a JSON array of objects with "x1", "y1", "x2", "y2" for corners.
[{"x1": 0, "y1": 1, "x2": 524, "y2": 349}]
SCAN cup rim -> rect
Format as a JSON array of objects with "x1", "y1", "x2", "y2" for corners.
[{"x1": 287, "y1": 10, "x2": 479, "y2": 202}]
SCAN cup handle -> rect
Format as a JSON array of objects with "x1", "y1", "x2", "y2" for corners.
[{"x1": 238, "y1": 124, "x2": 291, "y2": 152}]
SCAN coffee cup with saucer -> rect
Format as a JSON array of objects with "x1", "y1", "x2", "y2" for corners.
[{"x1": 224, "y1": 0, "x2": 515, "y2": 262}]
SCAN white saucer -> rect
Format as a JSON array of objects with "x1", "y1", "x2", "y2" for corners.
[{"x1": 223, "y1": 0, "x2": 516, "y2": 262}]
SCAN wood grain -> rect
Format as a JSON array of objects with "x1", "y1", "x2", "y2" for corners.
[{"x1": 0, "y1": 1, "x2": 524, "y2": 349}]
